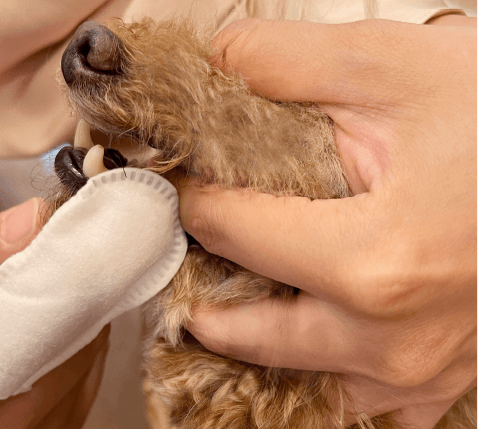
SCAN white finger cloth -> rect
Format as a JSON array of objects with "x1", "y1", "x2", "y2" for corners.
[{"x1": 0, "y1": 168, "x2": 187, "y2": 399}]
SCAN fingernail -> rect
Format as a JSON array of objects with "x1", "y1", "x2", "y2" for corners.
[{"x1": 0, "y1": 199, "x2": 40, "y2": 245}]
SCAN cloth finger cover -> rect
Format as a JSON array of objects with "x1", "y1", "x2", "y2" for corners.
[{"x1": 0, "y1": 168, "x2": 187, "y2": 399}]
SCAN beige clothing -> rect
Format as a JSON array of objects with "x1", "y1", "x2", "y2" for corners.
[{"x1": 0, "y1": 1, "x2": 474, "y2": 428}]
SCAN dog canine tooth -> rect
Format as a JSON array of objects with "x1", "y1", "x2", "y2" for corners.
[
  {"x1": 74, "y1": 119, "x2": 95, "y2": 150},
  {"x1": 83, "y1": 145, "x2": 108, "y2": 177}
]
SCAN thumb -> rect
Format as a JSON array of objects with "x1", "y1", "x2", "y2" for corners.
[
  {"x1": 211, "y1": 18, "x2": 474, "y2": 113},
  {"x1": 178, "y1": 180, "x2": 384, "y2": 306},
  {"x1": 211, "y1": 18, "x2": 458, "y2": 107},
  {"x1": 0, "y1": 198, "x2": 44, "y2": 263}
]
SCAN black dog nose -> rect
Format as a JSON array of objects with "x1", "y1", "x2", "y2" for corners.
[{"x1": 61, "y1": 21, "x2": 124, "y2": 86}]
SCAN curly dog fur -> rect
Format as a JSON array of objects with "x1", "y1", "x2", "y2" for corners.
[{"x1": 53, "y1": 17, "x2": 475, "y2": 429}]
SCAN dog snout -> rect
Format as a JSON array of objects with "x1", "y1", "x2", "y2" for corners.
[{"x1": 61, "y1": 21, "x2": 124, "y2": 86}]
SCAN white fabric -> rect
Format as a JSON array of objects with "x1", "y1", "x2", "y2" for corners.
[{"x1": 0, "y1": 168, "x2": 187, "y2": 399}]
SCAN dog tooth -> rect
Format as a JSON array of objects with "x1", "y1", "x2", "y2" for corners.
[
  {"x1": 74, "y1": 119, "x2": 94, "y2": 149},
  {"x1": 83, "y1": 145, "x2": 108, "y2": 178}
]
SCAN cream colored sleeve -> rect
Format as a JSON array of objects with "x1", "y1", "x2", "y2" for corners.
[
  {"x1": 302, "y1": 0, "x2": 470, "y2": 24},
  {"x1": 444, "y1": 0, "x2": 477, "y2": 16},
  {"x1": 375, "y1": 0, "x2": 473, "y2": 22},
  {"x1": 238, "y1": 0, "x2": 473, "y2": 24}
]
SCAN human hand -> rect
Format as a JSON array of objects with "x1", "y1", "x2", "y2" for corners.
[
  {"x1": 178, "y1": 17, "x2": 476, "y2": 427},
  {"x1": 0, "y1": 198, "x2": 110, "y2": 428}
]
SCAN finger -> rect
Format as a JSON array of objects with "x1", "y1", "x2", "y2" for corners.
[
  {"x1": 188, "y1": 292, "x2": 355, "y2": 373},
  {"x1": 36, "y1": 340, "x2": 109, "y2": 429},
  {"x1": 211, "y1": 18, "x2": 448, "y2": 107},
  {"x1": 189, "y1": 285, "x2": 477, "y2": 384},
  {"x1": 190, "y1": 300, "x2": 476, "y2": 419},
  {"x1": 178, "y1": 181, "x2": 388, "y2": 307},
  {"x1": 190, "y1": 300, "x2": 474, "y2": 425},
  {"x1": 0, "y1": 198, "x2": 45, "y2": 264},
  {"x1": 0, "y1": 324, "x2": 110, "y2": 429}
]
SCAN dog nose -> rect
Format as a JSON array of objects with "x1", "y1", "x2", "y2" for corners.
[{"x1": 61, "y1": 21, "x2": 124, "y2": 86}]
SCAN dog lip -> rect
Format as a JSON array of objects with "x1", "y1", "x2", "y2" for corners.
[
  {"x1": 54, "y1": 146, "x2": 88, "y2": 194},
  {"x1": 61, "y1": 48, "x2": 78, "y2": 86},
  {"x1": 118, "y1": 129, "x2": 157, "y2": 150},
  {"x1": 147, "y1": 155, "x2": 161, "y2": 168}
]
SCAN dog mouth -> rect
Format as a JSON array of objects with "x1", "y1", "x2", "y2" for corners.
[
  {"x1": 54, "y1": 119, "x2": 150, "y2": 195},
  {"x1": 54, "y1": 119, "x2": 201, "y2": 248}
]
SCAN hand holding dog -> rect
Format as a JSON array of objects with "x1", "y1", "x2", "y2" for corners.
[
  {"x1": 0, "y1": 199, "x2": 110, "y2": 428},
  {"x1": 179, "y1": 16, "x2": 477, "y2": 427}
]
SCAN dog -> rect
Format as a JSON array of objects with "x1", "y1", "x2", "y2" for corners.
[{"x1": 53, "y1": 18, "x2": 475, "y2": 429}]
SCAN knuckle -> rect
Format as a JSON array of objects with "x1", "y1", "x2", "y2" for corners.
[
  {"x1": 339, "y1": 19, "x2": 417, "y2": 88},
  {"x1": 347, "y1": 19, "x2": 404, "y2": 52},
  {"x1": 374, "y1": 345, "x2": 451, "y2": 388},
  {"x1": 365, "y1": 317, "x2": 472, "y2": 388},
  {"x1": 337, "y1": 265, "x2": 407, "y2": 316},
  {"x1": 337, "y1": 244, "x2": 424, "y2": 317}
]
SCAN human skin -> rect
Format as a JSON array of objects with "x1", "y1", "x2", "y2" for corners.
[
  {"x1": 178, "y1": 15, "x2": 477, "y2": 428},
  {"x1": 0, "y1": 199, "x2": 43, "y2": 263},
  {"x1": 0, "y1": 199, "x2": 110, "y2": 428}
]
